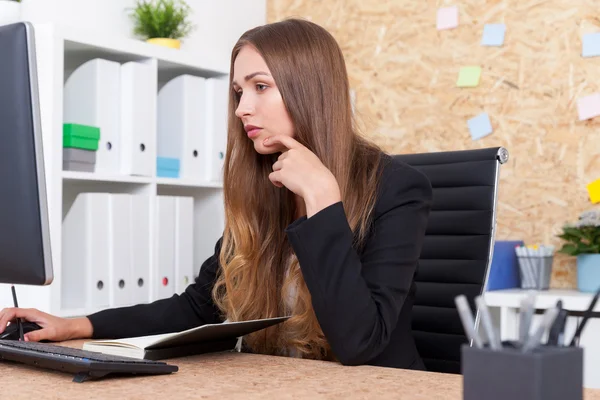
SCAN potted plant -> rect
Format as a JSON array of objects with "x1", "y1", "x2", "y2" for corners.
[
  {"x1": 0, "y1": 0, "x2": 22, "y2": 26},
  {"x1": 557, "y1": 209, "x2": 600, "y2": 293},
  {"x1": 129, "y1": 0, "x2": 194, "y2": 49}
]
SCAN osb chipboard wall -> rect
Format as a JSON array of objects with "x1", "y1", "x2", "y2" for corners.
[{"x1": 267, "y1": 1, "x2": 600, "y2": 288}]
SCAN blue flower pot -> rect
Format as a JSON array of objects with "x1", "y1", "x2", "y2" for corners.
[{"x1": 577, "y1": 254, "x2": 600, "y2": 293}]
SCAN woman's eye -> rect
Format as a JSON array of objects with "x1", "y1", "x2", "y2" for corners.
[
  {"x1": 256, "y1": 84, "x2": 267, "y2": 91},
  {"x1": 235, "y1": 90, "x2": 242, "y2": 99}
]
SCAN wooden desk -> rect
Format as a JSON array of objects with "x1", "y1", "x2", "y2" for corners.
[{"x1": 0, "y1": 340, "x2": 599, "y2": 399}]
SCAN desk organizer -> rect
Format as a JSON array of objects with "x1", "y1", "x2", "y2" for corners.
[
  {"x1": 462, "y1": 343, "x2": 583, "y2": 400},
  {"x1": 517, "y1": 255, "x2": 553, "y2": 290}
]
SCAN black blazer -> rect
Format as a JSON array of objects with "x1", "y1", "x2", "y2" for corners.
[{"x1": 87, "y1": 154, "x2": 433, "y2": 370}]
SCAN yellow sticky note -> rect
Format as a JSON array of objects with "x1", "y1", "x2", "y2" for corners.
[
  {"x1": 586, "y1": 179, "x2": 600, "y2": 203},
  {"x1": 456, "y1": 66, "x2": 482, "y2": 87}
]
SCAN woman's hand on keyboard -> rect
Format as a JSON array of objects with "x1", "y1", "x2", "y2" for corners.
[{"x1": 0, "y1": 307, "x2": 93, "y2": 342}]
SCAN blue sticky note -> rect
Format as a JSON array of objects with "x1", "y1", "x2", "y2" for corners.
[
  {"x1": 468, "y1": 113, "x2": 493, "y2": 140},
  {"x1": 481, "y1": 24, "x2": 506, "y2": 46},
  {"x1": 582, "y1": 32, "x2": 600, "y2": 57}
]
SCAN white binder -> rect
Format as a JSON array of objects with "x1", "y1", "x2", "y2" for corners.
[
  {"x1": 130, "y1": 195, "x2": 151, "y2": 304},
  {"x1": 155, "y1": 196, "x2": 175, "y2": 300},
  {"x1": 204, "y1": 76, "x2": 229, "y2": 182},
  {"x1": 174, "y1": 197, "x2": 194, "y2": 294},
  {"x1": 108, "y1": 194, "x2": 132, "y2": 307},
  {"x1": 63, "y1": 58, "x2": 121, "y2": 174},
  {"x1": 120, "y1": 61, "x2": 156, "y2": 177},
  {"x1": 62, "y1": 193, "x2": 110, "y2": 310},
  {"x1": 157, "y1": 74, "x2": 206, "y2": 180}
]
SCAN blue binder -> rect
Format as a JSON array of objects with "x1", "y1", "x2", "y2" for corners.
[{"x1": 486, "y1": 240, "x2": 524, "y2": 291}]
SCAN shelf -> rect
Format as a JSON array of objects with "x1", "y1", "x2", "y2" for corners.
[
  {"x1": 62, "y1": 172, "x2": 224, "y2": 188},
  {"x1": 156, "y1": 177, "x2": 223, "y2": 189},
  {"x1": 62, "y1": 171, "x2": 153, "y2": 184},
  {"x1": 57, "y1": 24, "x2": 228, "y2": 82},
  {"x1": 484, "y1": 288, "x2": 600, "y2": 312}
]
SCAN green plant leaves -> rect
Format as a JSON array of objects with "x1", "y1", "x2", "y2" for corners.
[
  {"x1": 129, "y1": 0, "x2": 195, "y2": 40},
  {"x1": 557, "y1": 224, "x2": 600, "y2": 256}
]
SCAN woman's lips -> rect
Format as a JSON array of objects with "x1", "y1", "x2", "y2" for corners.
[{"x1": 247, "y1": 128, "x2": 262, "y2": 138}]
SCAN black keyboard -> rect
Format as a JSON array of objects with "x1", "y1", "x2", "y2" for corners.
[{"x1": 0, "y1": 339, "x2": 178, "y2": 382}]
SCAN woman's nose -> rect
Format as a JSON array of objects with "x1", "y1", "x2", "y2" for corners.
[{"x1": 235, "y1": 94, "x2": 254, "y2": 118}]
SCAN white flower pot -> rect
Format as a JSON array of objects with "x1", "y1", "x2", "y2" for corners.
[{"x1": 0, "y1": 1, "x2": 22, "y2": 26}]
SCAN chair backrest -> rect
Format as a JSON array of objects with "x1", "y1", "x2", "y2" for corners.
[{"x1": 393, "y1": 147, "x2": 509, "y2": 374}]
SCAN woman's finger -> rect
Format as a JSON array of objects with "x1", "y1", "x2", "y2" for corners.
[{"x1": 269, "y1": 171, "x2": 284, "y2": 187}]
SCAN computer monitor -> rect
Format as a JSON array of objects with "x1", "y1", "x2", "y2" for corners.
[{"x1": 0, "y1": 22, "x2": 53, "y2": 285}]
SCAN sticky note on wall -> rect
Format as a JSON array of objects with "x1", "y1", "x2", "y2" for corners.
[
  {"x1": 457, "y1": 66, "x2": 482, "y2": 87},
  {"x1": 582, "y1": 32, "x2": 600, "y2": 58},
  {"x1": 481, "y1": 24, "x2": 506, "y2": 46},
  {"x1": 586, "y1": 179, "x2": 600, "y2": 204},
  {"x1": 468, "y1": 113, "x2": 493, "y2": 140},
  {"x1": 577, "y1": 93, "x2": 600, "y2": 121},
  {"x1": 437, "y1": 6, "x2": 458, "y2": 30}
]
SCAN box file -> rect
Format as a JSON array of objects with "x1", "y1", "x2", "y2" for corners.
[
  {"x1": 62, "y1": 193, "x2": 111, "y2": 310},
  {"x1": 120, "y1": 61, "x2": 155, "y2": 177},
  {"x1": 108, "y1": 194, "x2": 133, "y2": 307},
  {"x1": 63, "y1": 193, "x2": 153, "y2": 310},
  {"x1": 63, "y1": 58, "x2": 121, "y2": 173},
  {"x1": 130, "y1": 195, "x2": 151, "y2": 304},
  {"x1": 174, "y1": 197, "x2": 194, "y2": 293},
  {"x1": 155, "y1": 196, "x2": 176, "y2": 300},
  {"x1": 204, "y1": 77, "x2": 228, "y2": 182},
  {"x1": 157, "y1": 75, "x2": 206, "y2": 181}
]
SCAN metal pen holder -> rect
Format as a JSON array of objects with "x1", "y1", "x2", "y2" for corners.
[{"x1": 517, "y1": 255, "x2": 553, "y2": 290}]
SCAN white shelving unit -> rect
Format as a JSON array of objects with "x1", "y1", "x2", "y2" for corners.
[{"x1": 0, "y1": 23, "x2": 226, "y2": 318}]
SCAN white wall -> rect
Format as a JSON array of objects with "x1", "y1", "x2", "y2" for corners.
[{"x1": 21, "y1": 0, "x2": 266, "y2": 71}]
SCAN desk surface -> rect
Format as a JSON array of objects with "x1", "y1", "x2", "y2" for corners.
[{"x1": 0, "y1": 340, "x2": 599, "y2": 399}]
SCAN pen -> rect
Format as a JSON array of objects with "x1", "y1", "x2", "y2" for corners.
[
  {"x1": 455, "y1": 295, "x2": 484, "y2": 349},
  {"x1": 475, "y1": 296, "x2": 501, "y2": 350},
  {"x1": 547, "y1": 300, "x2": 567, "y2": 346},
  {"x1": 519, "y1": 291, "x2": 536, "y2": 344},
  {"x1": 522, "y1": 306, "x2": 559, "y2": 353},
  {"x1": 10, "y1": 285, "x2": 24, "y2": 341},
  {"x1": 569, "y1": 287, "x2": 600, "y2": 347}
]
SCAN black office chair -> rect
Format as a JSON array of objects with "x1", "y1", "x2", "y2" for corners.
[{"x1": 394, "y1": 147, "x2": 509, "y2": 374}]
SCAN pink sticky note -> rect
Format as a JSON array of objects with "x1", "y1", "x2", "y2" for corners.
[
  {"x1": 577, "y1": 93, "x2": 600, "y2": 121},
  {"x1": 437, "y1": 6, "x2": 459, "y2": 30}
]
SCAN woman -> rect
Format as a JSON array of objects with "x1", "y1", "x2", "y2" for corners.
[{"x1": 0, "y1": 18, "x2": 432, "y2": 370}]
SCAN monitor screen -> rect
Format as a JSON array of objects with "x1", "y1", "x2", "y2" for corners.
[{"x1": 0, "y1": 22, "x2": 52, "y2": 285}]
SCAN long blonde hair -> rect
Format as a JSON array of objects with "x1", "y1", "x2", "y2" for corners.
[{"x1": 212, "y1": 18, "x2": 385, "y2": 360}]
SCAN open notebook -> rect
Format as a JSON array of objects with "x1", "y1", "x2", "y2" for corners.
[{"x1": 82, "y1": 316, "x2": 290, "y2": 360}]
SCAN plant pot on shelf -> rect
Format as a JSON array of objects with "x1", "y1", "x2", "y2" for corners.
[
  {"x1": 0, "y1": 0, "x2": 22, "y2": 26},
  {"x1": 577, "y1": 254, "x2": 600, "y2": 293},
  {"x1": 146, "y1": 38, "x2": 181, "y2": 49}
]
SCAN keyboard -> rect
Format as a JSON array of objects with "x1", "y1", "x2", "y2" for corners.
[{"x1": 0, "y1": 339, "x2": 178, "y2": 382}]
